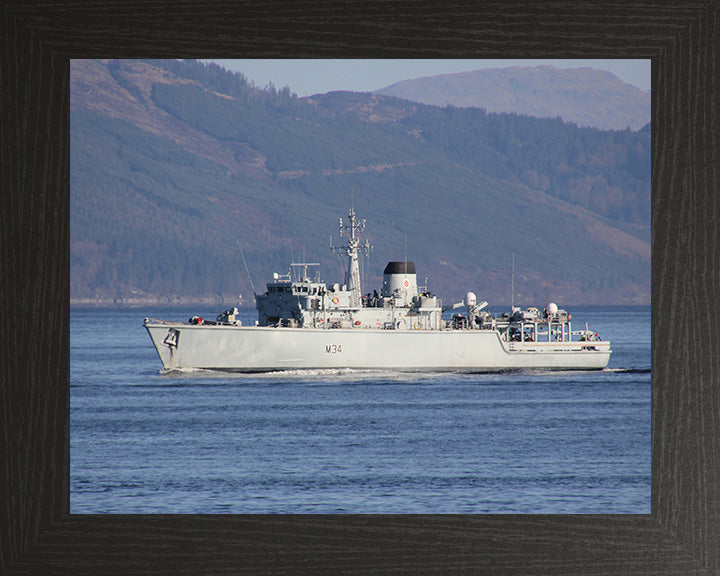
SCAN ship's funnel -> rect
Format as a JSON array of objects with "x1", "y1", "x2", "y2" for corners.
[{"x1": 382, "y1": 261, "x2": 418, "y2": 306}]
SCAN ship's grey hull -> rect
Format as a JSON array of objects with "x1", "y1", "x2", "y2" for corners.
[{"x1": 145, "y1": 323, "x2": 611, "y2": 372}]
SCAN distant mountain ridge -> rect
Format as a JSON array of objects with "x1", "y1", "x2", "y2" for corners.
[
  {"x1": 70, "y1": 59, "x2": 649, "y2": 307},
  {"x1": 375, "y1": 66, "x2": 650, "y2": 131}
]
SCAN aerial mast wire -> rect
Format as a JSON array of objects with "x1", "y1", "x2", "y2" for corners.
[
  {"x1": 511, "y1": 251, "x2": 515, "y2": 309},
  {"x1": 404, "y1": 234, "x2": 407, "y2": 272},
  {"x1": 236, "y1": 240, "x2": 257, "y2": 296}
]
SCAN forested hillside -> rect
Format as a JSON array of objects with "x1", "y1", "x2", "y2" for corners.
[{"x1": 70, "y1": 59, "x2": 650, "y2": 306}]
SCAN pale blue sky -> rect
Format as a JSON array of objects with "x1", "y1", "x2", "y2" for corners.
[{"x1": 203, "y1": 59, "x2": 650, "y2": 97}]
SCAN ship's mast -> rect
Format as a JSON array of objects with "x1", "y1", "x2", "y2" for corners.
[{"x1": 331, "y1": 208, "x2": 371, "y2": 308}]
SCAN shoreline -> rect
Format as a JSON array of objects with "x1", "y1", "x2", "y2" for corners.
[
  {"x1": 70, "y1": 299, "x2": 650, "y2": 309},
  {"x1": 70, "y1": 297, "x2": 244, "y2": 308}
]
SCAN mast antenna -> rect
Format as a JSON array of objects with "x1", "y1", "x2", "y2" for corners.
[
  {"x1": 330, "y1": 207, "x2": 371, "y2": 307},
  {"x1": 511, "y1": 251, "x2": 515, "y2": 309},
  {"x1": 404, "y1": 234, "x2": 407, "y2": 270},
  {"x1": 236, "y1": 240, "x2": 257, "y2": 296}
]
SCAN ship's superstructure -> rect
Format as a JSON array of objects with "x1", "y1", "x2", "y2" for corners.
[
  {"x1": 255, "y1": 210, "x2": 443, "y2": 332},
  {"x1": 145, "y1": 209, "x2": 611, "y2": 372}
]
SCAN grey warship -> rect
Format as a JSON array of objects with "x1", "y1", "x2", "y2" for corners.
[{"x1": 145, "y1": 208, "x2": 611, "y2": 372}]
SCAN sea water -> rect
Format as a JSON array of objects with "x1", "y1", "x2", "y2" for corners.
[{"x1": 70, "y1": 305, "x2": 650, "y2": 514}]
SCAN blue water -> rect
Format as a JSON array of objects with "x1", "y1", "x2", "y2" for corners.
[{"x1": 70, "y1": 305, "x2": 650, "y2": 514}]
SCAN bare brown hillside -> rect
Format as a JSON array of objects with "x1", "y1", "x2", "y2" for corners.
[{"x1": 376, "y1": 66, "x2": 650, "y2": 131}]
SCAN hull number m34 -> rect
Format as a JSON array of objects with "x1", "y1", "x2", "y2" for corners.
[{"x1": 325, "y1": 344, "x2": 343, "y2": 354}]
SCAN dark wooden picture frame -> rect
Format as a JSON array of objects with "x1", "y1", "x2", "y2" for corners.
[{"x1": 2, "y1": 2, "x2": 718, "y2": 574}]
